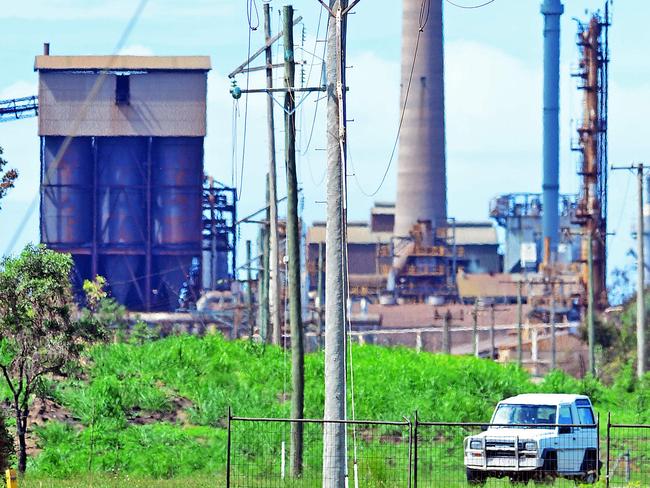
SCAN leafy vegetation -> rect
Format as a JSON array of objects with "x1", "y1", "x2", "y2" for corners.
[
  {"x1": 0, "y1": 245, "x2": 106, "y2": 472},
  {"x1": 0, "y1": 145, "x2": 18, "y2": 209},
  {"x1": 7, "y1": 332, "x2": 649, "y2": 482}
]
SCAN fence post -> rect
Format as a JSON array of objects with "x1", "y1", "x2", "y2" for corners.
[
  {"x1": 605, "y1": 411, "x2": 611, "y2": 488},
  {"x1": 406, "y1": 416, "x2": 413, "y2": 488},
  {"x1": 226, "y1": 406, "x2": 232, "y2": 488},
  {"x1": 413, "y1": 411, "x2": 418, "y2": 488}
]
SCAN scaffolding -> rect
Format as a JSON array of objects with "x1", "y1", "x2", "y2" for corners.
[{"x1": 571, "y1": 5, "x2": 610, "y2": 305}]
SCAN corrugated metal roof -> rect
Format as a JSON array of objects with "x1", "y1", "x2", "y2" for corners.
[
  {"x1": 35, "y1": 55, "x2": 211, "y2": 71},
  {"x1": 306, "y1": 221, "x2": 498, "y2": 246},
  {"x1": 452, "y1": 225, "x2": 498, "y2": 246},
  {"x1": 307, "y1": 223, "x2": 392, "y2": 244}
]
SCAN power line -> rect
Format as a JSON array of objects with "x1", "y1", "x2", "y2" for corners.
[
  {"x1": 5, "y1": 0, "x2": 150, "y2": 257},
  {"x1": 445, "y1": 0, "x2": 496, "y2": 9}
]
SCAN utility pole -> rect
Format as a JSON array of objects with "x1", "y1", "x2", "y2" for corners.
[
  {"x1": 613, "y1": 163, "x2": 646, "y2": 378},
  {"x1": 317, "y1": 242, "x2": 325, "y2": 347},
  {"x1": 472, "y1": 302, "x2": 479, "y2": 358},
  {"x1": 517, "y1": 280, "x2": 523, "y2": 367},
  {"x1": 283, "y1": 5, "x2": 304, "y2": 477},
  {"x1": 246, "y1": 240, "x2": 254, "y2": 337},
  {"x1": 637, "y1": 165, "x2": 646, "y2": 379},
  {"x1": 258, "y1": 223, "x2": 269, "y2": 341},
  {"x1": 443, "y1": 309, "x2": 451, "y2": 354},
  {"x1": 587, "y1": 229, "x2": 596, "y2": 376},
  {"x1": 550, "y1": 281, "x2": 556, "y2": 370},
  {"x1": 490, "y1": 304, "x2": 496, "y2": 360},
  {"x1": 322, "y1": 1, "x2": 353, "y2": 486},
  {"x1": 264, "y1": 3, "x2": 283, "y2": 346}
]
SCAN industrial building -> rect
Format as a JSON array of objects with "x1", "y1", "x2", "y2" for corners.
[
  {"x1": 306, "y1": 203, "x2": 501, "y2": 301},
  {"x1": 36, "y1": 53, "x2": 214, "y2": 311}
]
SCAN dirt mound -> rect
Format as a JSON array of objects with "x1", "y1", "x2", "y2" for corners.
[{"x1": 128, "y1": 396, "x2": 193, "y2": 426}]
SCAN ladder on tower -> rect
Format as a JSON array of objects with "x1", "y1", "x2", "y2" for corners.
[{"x1": 0, "y1": 96, "x2": 38, "y2": 122}]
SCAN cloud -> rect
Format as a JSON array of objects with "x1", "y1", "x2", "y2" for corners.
[
  {"x1": 0, "y1": 81, "x2": 38, "y2": 100},
  {"x1": 118, "y1": 45, "x2": 154, "y2": 56}
]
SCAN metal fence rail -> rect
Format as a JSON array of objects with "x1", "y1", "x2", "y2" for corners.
[
  {"x1": 227, "y1": 411, "x2": 649, "y2": 487},
  {"x1": 607, "y1": 417, "x2": 650, "y2": 487},
  {"x1": 228, "y1": 414, "x2": 411, "y2": 487}
]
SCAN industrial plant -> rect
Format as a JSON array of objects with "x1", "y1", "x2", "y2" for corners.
[{"x1": 0, "y1": 0, "x2": 621, "y2": 377}]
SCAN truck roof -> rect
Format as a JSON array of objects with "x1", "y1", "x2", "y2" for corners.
[{"x1": 499, "y1": 393, "x2": 591, "y2": 406}]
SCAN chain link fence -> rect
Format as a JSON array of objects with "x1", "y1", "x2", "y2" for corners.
[{"x1": 227, "y1": 411, "x2": 650, "y2": 487}]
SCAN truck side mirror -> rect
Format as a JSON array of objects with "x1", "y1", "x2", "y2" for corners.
[
  {"x1": 480, "y1": 425, "x2": 488, "y2": 432},
  {"x1": 558, "y1": 425, "x2": 571, "y2": 434}
]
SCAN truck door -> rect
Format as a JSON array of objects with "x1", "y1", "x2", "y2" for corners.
[
  {"x1": 575, "y1": 401, "x2": 598, "y2": 472},
  {"x1": 557, "y1": 404, "x2": 581, "y2": 473}
]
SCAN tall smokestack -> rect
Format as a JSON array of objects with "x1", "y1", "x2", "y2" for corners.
[
  {"x1": 394, "y1": 0, "x2": 446, "y2": 237},
  {"x1": 541, "y1": 0, "x2": 563, "y2": 256}
]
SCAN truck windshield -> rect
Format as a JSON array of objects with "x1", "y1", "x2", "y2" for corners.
[{"x1": 492, "y1": 404, "x2": 556, "y2": 428}]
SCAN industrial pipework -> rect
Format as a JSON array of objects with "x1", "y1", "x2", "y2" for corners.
[
  {"x1": 394, "y1": 0, "x2": 446, "y2": 238},
  {"x1": 541, "y1": 0, "x2": 564, "y2": 258}
]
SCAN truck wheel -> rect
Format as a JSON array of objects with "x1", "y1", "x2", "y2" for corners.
[
  {"x1": 579, "y1": 449, "x2": 599, "y2": 484},
  {"x1": 535, "y1": 450, "x2": 557, "y2": 485},
  {"x1": 466, "y1": 468, "x2": 487, "y2": 486}
]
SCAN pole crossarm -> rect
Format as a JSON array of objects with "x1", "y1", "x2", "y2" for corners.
[
  {"x1": 238, "y1": 86, "x2": 326, "y2": 94},
  {"x1": 228, "y1": 15, "x2": 303, "y2": 79}
]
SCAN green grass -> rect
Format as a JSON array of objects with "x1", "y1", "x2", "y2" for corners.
[{"x1": 8, "y1": 333, "x2": 650, "y2": 483}]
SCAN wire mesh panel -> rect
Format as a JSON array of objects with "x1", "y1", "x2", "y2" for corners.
[
  {"x1": 607, "y1": 424, "x2": 650, "y2": 487},
  {"x1": 417, "y1": 422, "x2": 600, "y2": 487},
  {"x1": 228, "y1": 416, "x2": 411, "y2": 487}
]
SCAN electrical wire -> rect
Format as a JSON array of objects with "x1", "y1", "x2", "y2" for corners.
[
  {"x1": 349, "y1": 0, "x2": 430, "y2": 197},
  {"x1": 237, "y1": 11, "x2": 255, "y2": 201},
  {"x1": 611, "y1": 171, "x2": 633, "y2": 238},
  {"x1": 445, "y1": 0, "x2": 496, "y2": 9},
  {"x1": 302, "y1": 4, "x2": 328, "y2": 186},
  {"x1": 5, "y1": 0, "x2": 150, "y2": 256}
]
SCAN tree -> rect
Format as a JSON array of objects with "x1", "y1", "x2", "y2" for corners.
[
  {"x1": 0, "y1": 146, "x2": 18, "y2": 209},
  {"x1": 0, "y1": 245, "x2": 104, "y2": 472},
  {"x1": 0, "y1": 412, "x2": 14, "y2": 472}
]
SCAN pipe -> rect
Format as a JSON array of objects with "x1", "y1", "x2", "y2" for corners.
[{"x1": 541, "y1": 0, "x2": 564, "y2": 257}]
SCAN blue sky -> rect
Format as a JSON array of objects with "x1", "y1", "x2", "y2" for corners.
[{"x1": 1, "y1": 0, "x2": 648, "y2": 296}]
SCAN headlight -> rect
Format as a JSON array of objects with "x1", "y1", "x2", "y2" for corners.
[
  {"x1": 523, "y1": 441, "x2": 537, "y2": 451},
  {"x1": 469, "y1": 440, "x2": 482, "y2": 450}
]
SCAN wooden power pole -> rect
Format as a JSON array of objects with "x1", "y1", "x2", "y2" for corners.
[
  {"x1": 322, "y1": 1, "x2": 353, "y2": 486},
  {"x1": 612, "y1": 163, "x2": 646, "y2": 378},
  {"x1": 263, "y1": 3, "x2": 283, "y2": 346},
  {"x1": 637, "y1": 165, "x2": 646, "y2": 379},
  {"x1": 283, "y1": 5, "x2": 304, "y2": 477}
]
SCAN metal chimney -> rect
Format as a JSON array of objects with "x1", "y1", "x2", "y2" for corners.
[
  {"x1": 541, "y1": 0, "x2": 564, "y2": 256},
  {"x1": 394, "y1": 0, "x2": 446, "y2": 237}
]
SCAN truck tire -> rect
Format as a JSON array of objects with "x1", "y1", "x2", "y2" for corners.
[
  {"x1": 534, "y1": 450, "x2": 557, "y2": 485},
  {"x1": 466, "y1": 468, "x2": 487, "y2": 486},
  {"x1": 579, "y1": 449, "x2": 599, "y2": 484}
]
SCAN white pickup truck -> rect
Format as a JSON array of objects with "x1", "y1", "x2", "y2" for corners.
[{"x1": 464, "y1": 394, "x2": 600, "y2": 485}]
